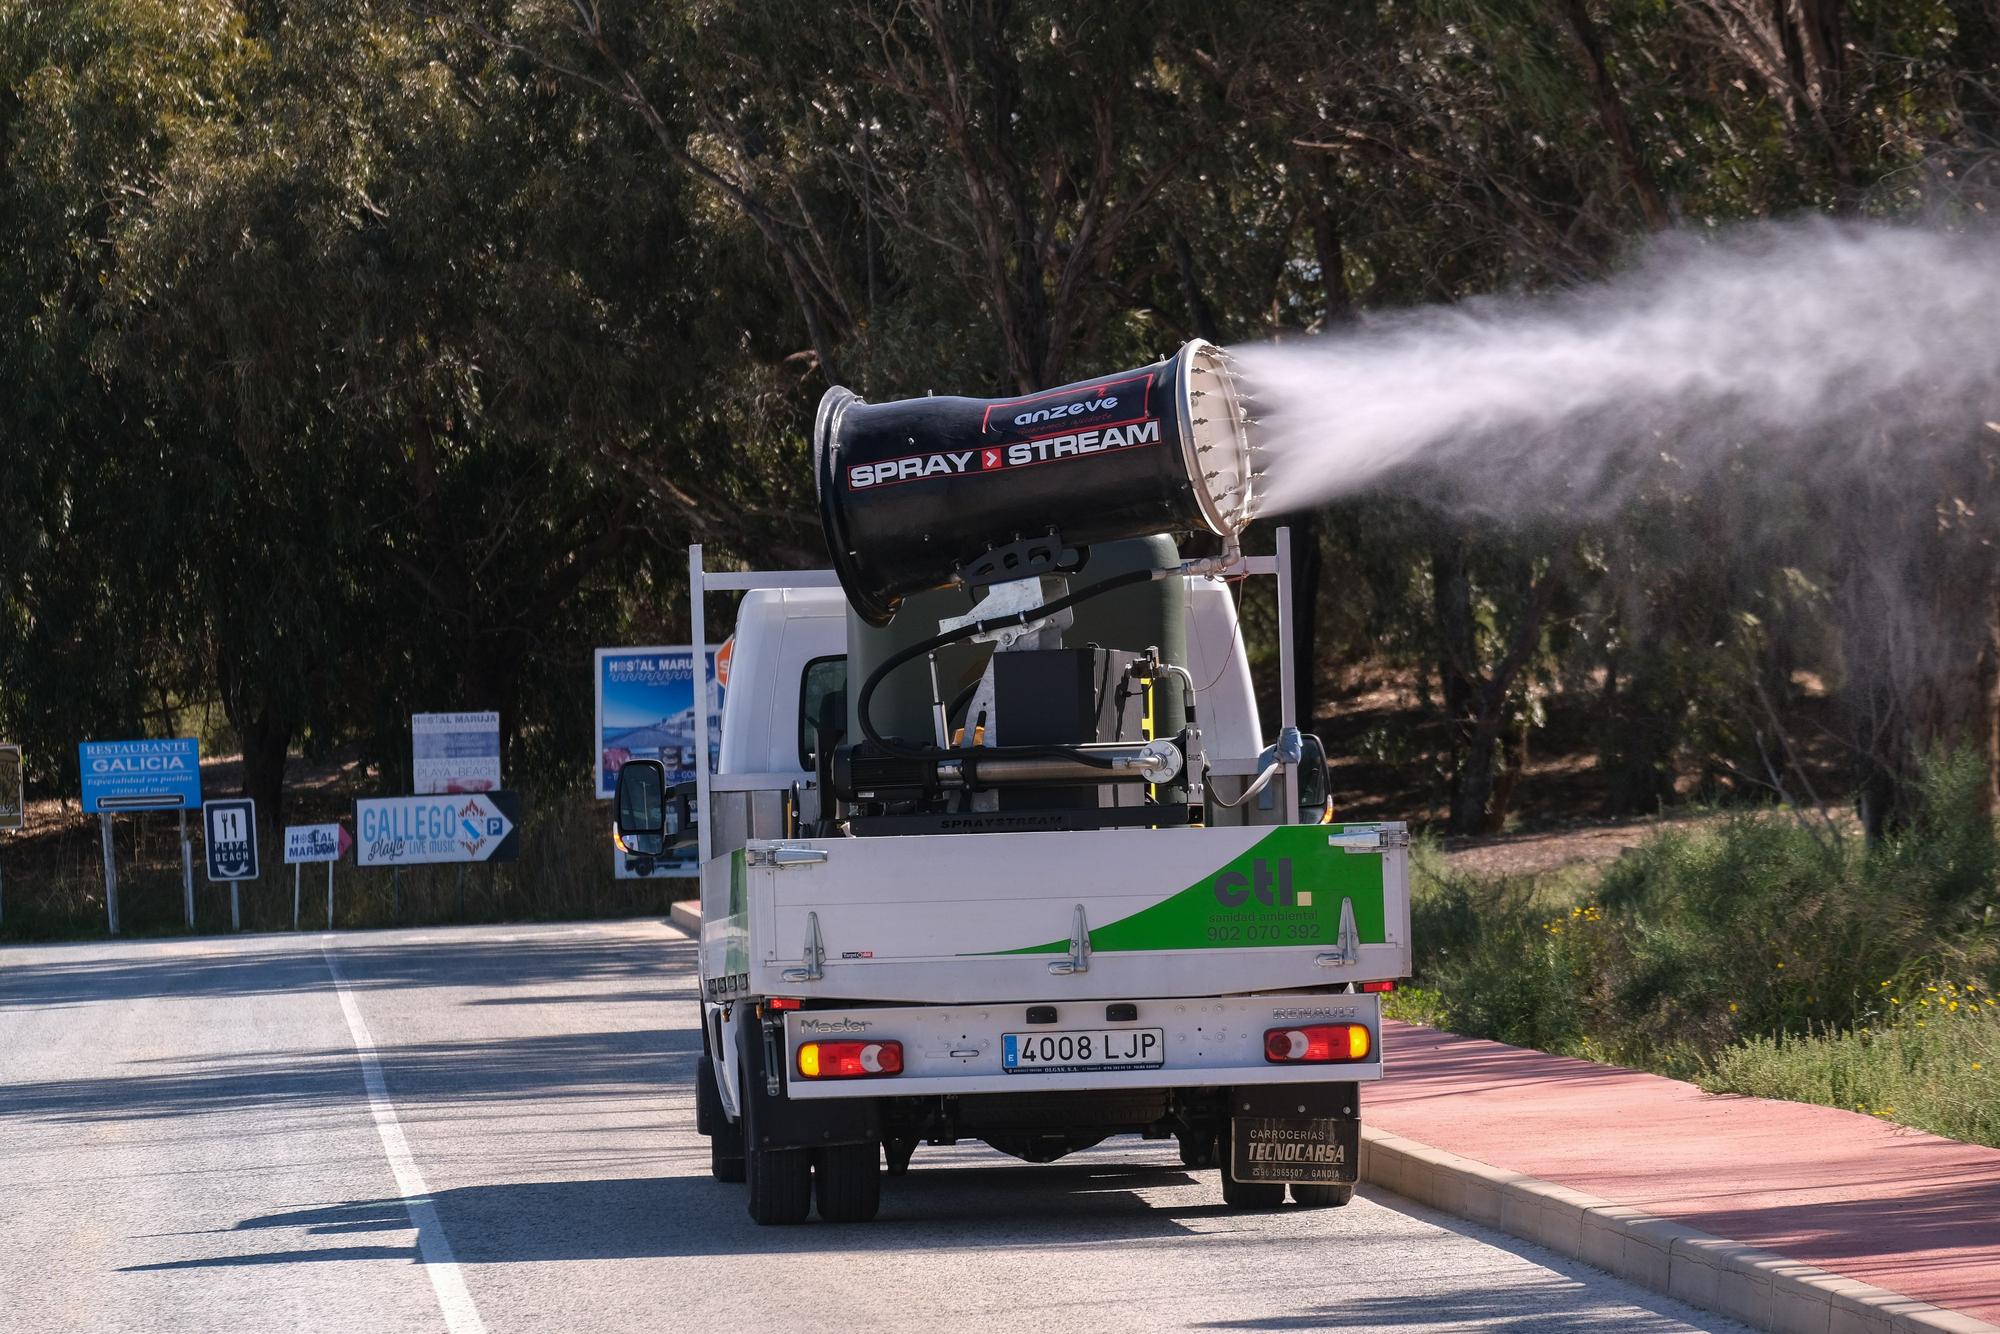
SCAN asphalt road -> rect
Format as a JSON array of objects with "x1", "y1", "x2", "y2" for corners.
[{"x1": 0, "y1": 920, "x2": 1755, "y2": 1334}]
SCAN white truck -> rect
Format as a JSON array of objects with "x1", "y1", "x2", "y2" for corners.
[{"x1": 614, "y1": 340, "x2": 1411, "y2": 1224}]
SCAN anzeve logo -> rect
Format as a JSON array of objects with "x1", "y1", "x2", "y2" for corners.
[
  {"x1": 1213, "y1": 857, "x2": 1312, "y2": 908},
  {"x1": 1013, "y1": 395, "x2": 1116, "y2": 426}
]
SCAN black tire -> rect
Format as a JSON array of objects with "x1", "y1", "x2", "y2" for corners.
[
  {"x1": 1177, "y1": 1134, "x2": 1215, "y2": 1169},
  {"x1": 697, "y1": 1056, "x2": 746, "y2": 1182},
  {"x1": 1290, "y1": 1182, "x2": 1355, "y2": 1208},
  {"x1": 814, "y1": 1143, "x2": 883, "y2": 1223},
  {"x1": 1221, "y1": 1172, "x2": 1288, "y2": 1209},
  {"x1": 746, "y1": 1145, "x2": 813, "y2": 1225},
  {"x1": 712, "y1": 1136, "x2": 747, "y2": 1183},
  {"x1": 1215, "y1": 1123, "x2": 1286, "y2": 1209}
]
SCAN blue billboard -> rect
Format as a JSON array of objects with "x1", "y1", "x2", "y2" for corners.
[
  {"x1": 80, "y1": 738, "x2": 203, "y2": 812},
  {"x1": 594, "y1": 646, "x2": 724, "y2": 800}
]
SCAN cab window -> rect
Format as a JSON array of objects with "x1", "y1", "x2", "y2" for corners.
[{"x1": 798, "y1": 656, "x2": 848, "y2": 770}]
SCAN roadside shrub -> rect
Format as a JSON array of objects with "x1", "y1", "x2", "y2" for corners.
[
  {"x1": 1595, "y1": 752, "x2": 1999, "y2": 1054},
  {"x1": 1403, "y1": 752, "x2": 2000, "y2": 1088},
  {"x1": 1702, "y1": 978, "x2": 2000, "y2": 1148}
]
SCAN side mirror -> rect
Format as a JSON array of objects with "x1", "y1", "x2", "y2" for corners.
[
  {"x1": 1297, "y1": 733, "x2": 1331, "y2": 824},
  {"x1": 614, "y1": 760, "x2": 669, "y2": 856}
]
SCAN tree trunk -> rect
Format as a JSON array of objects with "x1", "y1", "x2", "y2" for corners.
[
  {"x1": 1554, "y1": 0, "x2": 1672, "y2": 229},
  {"x1": 1945, "y1": 0, "x2": 2000, "y2": 144},
  {"x1": 1170, "y1": 230, "x2": 1223, "y2": 343},
  {"x1": 236, "y1": 709, "x2": 291, "y2": 831},
  {"x1": 1843, "y1": 492, "x2": 2000, "y2": 837},
  {"x1": 1432, "y1": 537, "x2": 1491, "y2": 835},
  {"x1": 1278, "y1": 166, "x2": 1351, "y2": 736}
]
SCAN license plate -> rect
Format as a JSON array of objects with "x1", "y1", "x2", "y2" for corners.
[
  {"x1": 1230, "y1": 1115, "x2": 1359, "y2": 1184},
  {"x1": 1002, "y1": 1028, "x2": 1165, "y2": 1073}
]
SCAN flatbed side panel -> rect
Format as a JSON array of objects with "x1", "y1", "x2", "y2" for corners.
[
  {"x1": 724, "y1": 824, "x2": 1411, "y2": 1004},
  {"x1": 698, "y1": 851, "x2": 753, "y2": 998}
]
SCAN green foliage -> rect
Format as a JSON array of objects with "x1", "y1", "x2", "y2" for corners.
[
  {"x1": 3, "y1": 0, "x2": 1999, "y2": 921},
  {"x1": 1405, "y1": 754, "x2": 2000, "y2": 1126},
  {"x1": 1702, "y1": 981, "x2": 2000, "y2": 1149}
]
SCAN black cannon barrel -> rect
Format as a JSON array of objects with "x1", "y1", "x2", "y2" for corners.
[{"x1": 814, "y1": 340, "x2": 1255, "y2": 626}]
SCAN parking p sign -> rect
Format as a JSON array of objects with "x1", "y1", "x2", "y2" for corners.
[{"x1": 205, "y1": 799, "x2": 259, "y2": 882}]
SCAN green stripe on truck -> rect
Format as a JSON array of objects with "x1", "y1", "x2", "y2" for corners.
[{"x1": 982, "y1": 826, "x2": 1390, "y2": 956}]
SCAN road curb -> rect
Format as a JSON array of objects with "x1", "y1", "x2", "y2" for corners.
[
  {"x1": 1361, "y1": 1127, "x2": 2000, "y2": 1334},
  {"x1": 668, "y1": 897, "x2": 701, "y2": 936}
]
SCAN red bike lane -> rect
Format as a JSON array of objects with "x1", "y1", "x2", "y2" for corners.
[{"x1": 1369, "y1": 1021, "x2": 2000, "y2": 1324}]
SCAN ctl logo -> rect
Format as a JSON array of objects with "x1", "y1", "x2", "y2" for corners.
[{"x1": 1213, "y1": 858, "x2": 1310, "y2": 908}]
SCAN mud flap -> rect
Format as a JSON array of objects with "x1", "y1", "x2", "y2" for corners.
[
  {"x1": 1227, "y1": 1081, "x2": 1359, "y2": 1186},
  {"x1": 737, "y1": 1013, "x2": 880, "y2": 1151}
]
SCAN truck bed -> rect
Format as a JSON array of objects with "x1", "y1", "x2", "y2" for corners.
[{"x1": 699, "y1": 822, "x2": 1411, "y2": 1004}]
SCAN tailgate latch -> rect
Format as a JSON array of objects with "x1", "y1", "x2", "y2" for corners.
[
  {"x1": 781, "y1": 911, "x2": 826, "y2": 983},
  {"x1": 1327, "y1": 826, "x2": 1410, "y2": 853},
  {"x1": 747, "y1": 844, "x2": 830, "y2": 868},
  {"x1": 1048, "y1": 904, "x2": 1092, "y2": 976}
]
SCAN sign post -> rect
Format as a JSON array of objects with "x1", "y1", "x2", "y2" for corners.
[
  {"x1": 355, "y1": 792, "x2": 521, "y2": 867},
  {"x1": 283, "y1": 823, "x2": 349, "y2": 931},
  {"x1": 204, "y1": 798, "x2": 259, "y2": 931},
  {"x1": 99, "y1": 816, "x2": 119, "y2": 935},
  {"x1": 0, "y1": 742, "x2": 20, "y2": 929},
  {"x1": 179, "y1": 811, "x2": 194, "y2": 927}
]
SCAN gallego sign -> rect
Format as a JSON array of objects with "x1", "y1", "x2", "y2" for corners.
[
  {"x1": 355, "y1": 792, "x2": 521, "y2": 867},
  {"x1": 79, "y1": 738, "x2": 203, "y2": 813}
]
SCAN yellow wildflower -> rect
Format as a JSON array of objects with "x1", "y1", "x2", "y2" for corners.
[{"x1": 1728, "y1": 1002, "x2": 1739, "y2": 1013}]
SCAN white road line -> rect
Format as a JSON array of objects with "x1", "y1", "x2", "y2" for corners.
[{"x1": 321, "y1": 944, "x2": 489, "y2": 1334}]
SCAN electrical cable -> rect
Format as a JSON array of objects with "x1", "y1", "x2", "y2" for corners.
[{"x1": 1210, "y1": 760, "x2": 1281, "y2": 808}]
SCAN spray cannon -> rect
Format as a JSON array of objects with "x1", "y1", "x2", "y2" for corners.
[
  {"x1": 815, "y1": 339, "x2": 1260, "y2": 627},
  {"x1": 810, "y1": 340, "x2": 1282, "y2": 835}
]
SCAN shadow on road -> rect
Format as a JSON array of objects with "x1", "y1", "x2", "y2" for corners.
[
  {"x1": 0, "y1": 1027, "x2": 698, "y2": 1124},
  {"x1": 0, "y1": 931, "x2": 695, "y2": 1012},
  {"x1": 1189, "y1": 1292, "x2": 1699, "y2": 1332},
  {"x1": 123, "y1": 1160, "x2": 1268, "y2": 1273}
]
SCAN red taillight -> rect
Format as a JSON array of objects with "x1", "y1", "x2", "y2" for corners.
[
  {"x1": 796, "y1": 1040, "x2": 904, "y2": 1079},
  {"x1": 1264, "y1": 1023, "x2": 1372, "y2": 1064},
  {"x1": 764, "y1": 997, "x2": 802, "y2": 1011},
  {"x1": 1360, "y1": 980, "x2": 1397, "y2": 994}
]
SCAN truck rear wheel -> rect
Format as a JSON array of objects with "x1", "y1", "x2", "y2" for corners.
[
  {"x1": 1215, "y1": 1122, "x2": 1286, "y2": 1209},
  {"x1": 712, "y1": 1136, "x2": 747, "y2": 1183},
  {"x1": 1220, "y1": 1172, "x2": 1287, "y2": 1209},
  {"x1": 697, "y1": 1056, "x2": 745, "y2": 1182},
  {"x1": 746, "y1": 1146, "x2": 813, "y2": 1225},
  {"x1": 814, "y1": 1143, "x2": 882, "y2": 1223},
  {"x1": 1290, "y1": 1183, "x2": 1355, "y2": 1208}
]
